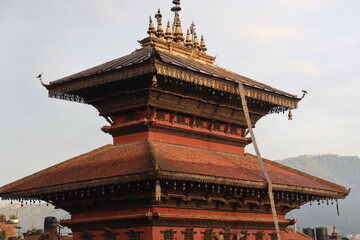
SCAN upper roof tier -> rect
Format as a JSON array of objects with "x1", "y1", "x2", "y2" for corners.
[{"x1": 44, "y1": 8, "x2": 300, "y2": 115}]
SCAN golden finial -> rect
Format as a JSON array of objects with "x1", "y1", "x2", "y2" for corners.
[
  {"x1": 173, "y1": 13, "x2": 184, "y2": 44},
  {"x1": 155, "y1": 9, "x2": 164, "y2": 39},
  {"x1": 185, "y1": 29, "x2": 193, "y2": 48},
  {"x1": 193, "y1": 32, "x2": 200, "y2": 50},
  {"x1": 200, "y1": 35, "x2": 207, "y2": 52},
  {"x1": 147, "y1": 16, "x2": 156, "y2": 38},
  {"x1": 164, "y1": 21, "x2": 173, "y2": 43},
  {"x1": 189, "y1": 21, "x2": 196, "y2": 41},
  {"x1": 171, "y1": 0, "x2": 181, "y2": 12}
]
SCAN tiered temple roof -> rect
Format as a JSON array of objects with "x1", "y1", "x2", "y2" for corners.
[{"x1": 0, "y1": 2, "x2": 350, "y2": 240}]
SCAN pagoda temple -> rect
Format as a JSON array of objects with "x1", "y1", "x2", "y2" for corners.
[{"x1": 0, "y1": 2, "x2": 349, "y2": 240}]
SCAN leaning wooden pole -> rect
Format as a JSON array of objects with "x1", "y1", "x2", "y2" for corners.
[{"x1": 237, "y1": 82, "x2": 281, "y2": 240}]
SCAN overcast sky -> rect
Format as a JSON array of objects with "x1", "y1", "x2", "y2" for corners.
[{"x1": 0, "y1": 1, "x2": 359, "y2": 191}]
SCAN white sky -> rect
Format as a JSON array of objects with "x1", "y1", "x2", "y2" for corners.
[{"x1": 0, "y1": 0, "x2": 360, "y2": 190}]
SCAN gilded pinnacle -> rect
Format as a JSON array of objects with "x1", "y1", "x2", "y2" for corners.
[
  {"x1": 200, "y1": 35, "x2": 207, "y2": 52},
  {"x1": 171, "y1": 0, "x2": 181, "y2": 12},
  {"x1": 155, "y1": 9, "x2": 164, "y2": 39},
  {"x1": 193, "y1": 32, "x2": 199, "y2": 50},
  {"x1": 164, "y1": 21, "x2": 173, "y2": 43},
  {"x1": 185, "y1": 29, "x2": 193, "y2": 48},
  {"x1": 173, "y1": 12, "x2": 184, "y2": 44},
  {"x1": 147, "y1": 16, "x2": 156, "y2": 38}
]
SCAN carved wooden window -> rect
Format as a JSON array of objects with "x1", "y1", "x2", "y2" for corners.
[
  {"x1": 157, "y1": 110, "x2": 167, "y2": 121},
  {"x1": 223, "y1": 227, "x2": 231, "y2": 240},
  {"x1": 161, "y1": 229, "x2": 177, "y2": 240},
  {"x1": 203, "y1": 228, "x2": 213, "y2": 240},
  {"x1": 182, "y1": 227, "x2": 196, "y2": 240},
  {"x1": 125, "y1": 230, "x2": 143, "y2": 240},
  {"x1": 176, "y1": 114, "x2": 187, "y2": 125},
  {"x1": 240, "y1": 230, "x2": 249, "y2": 240},
  {"x1": 253, "y1": 231, "x2": 264, "y2": 240},
  {"x1": 214, "y1": 121, "x2": 221, "y2": 131},
  {"x1": 230, "y1": 126, "x2": 239, "y2": 135},
  {"x1": 196, "y1": 118, "x2": 205, "y2": 128},
  {"x1": 270, "y1": 233, "x2": 277, "y2": 240},
  {"x1": 102, "y1": 228, "x2": 119, "y2": 240},
  {"x1": 81, "y1": 230, "x2": 95, "y2": 240}
]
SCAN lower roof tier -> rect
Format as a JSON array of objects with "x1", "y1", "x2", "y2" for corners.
[{"x1": 0, "y1": 140, "x2": 349, "y2": 200}]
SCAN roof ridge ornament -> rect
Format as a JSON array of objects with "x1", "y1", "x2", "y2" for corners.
[
  {"x1": 164, "y1": 21, "x2": 173, "y2": 43},
  {"x1": 200, "y1": 35, "x2": 207, "y2": 52},
  {"x1": 185, "y1": 29, "x2": 193, "y2": 48},
  {"x1": 155, "y1": 9, "x2": 164, "y2": 39},
  {"x1": 189, "y1": 21, "x2": 196, "y2": 42},
  {"x1": 193, "y1": 32, "x2": 200, "y2": 50},
  {"x1": 139, "y1": 1, "x2": 214, "y2": 62},
  {"x1": 171, "y1": 0, "x2": 181, "y2": 12},
  {"x1": 171, "y1": 0, "x2": 184, "y2": 44},
  {"x1": 147, "y1": 16, "x2": 156, "y2": 38}
]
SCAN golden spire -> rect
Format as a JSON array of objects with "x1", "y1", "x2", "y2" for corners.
[
  {"x1": 193, "y1": 32, "x2": 200, "y2": 50},
  {"x1": 147, "y1": 16, "x2": 156, "y2": 38},
  {"x1": 172, "y1": 12, "x2": 184, "y2": 44},
  {"x1": 155, "y1": 9, "x2": 164, "y2": 39},
  {"x1": 200, "y1": 35, "x2": 207, "y2": 52},
  {"x1": 185, "y1": 29, "x2": 193, "y2": 48},
  {"x1": 171, "y1": 0, "x2": 184, "y2": 44},
  {"x1": 164, "y1": 21, "x2": 173, "y2": 43}
]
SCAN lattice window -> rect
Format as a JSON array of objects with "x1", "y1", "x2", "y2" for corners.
[
  {"x1": 102, "y1": 228, "x2": 119, "y2": 240},
  {"x1": 157, "y1": 110, "x2": 167, "y2": 120},
  {"x1": 214, "y1": 121, "x2": 221, "y2": 131},
  {"x1": 176, "y1": 114, "x2": 187, "y2": 125},
  {"x1": 270, "y1": 233, "x2": 277, "y2": 240},
  {"x1": 203, "y1": 228, "x2": 213, "y2": 240},
  {"x1": 182, "y1": 227, "x2": 196, "y2": 240},
  {"x1": 161, "y1": 229, "x2": 177, "y2": 240},
  {"x1": 240, "y1": 230, "x2": 249, "y2": 240},
  {"x1": 196, "y1": 118, "x2": 205, "y2": 128},
  {"x1": 125, "y1": 230, "x2": 144, "y2": 240},
  {"x1": 254, "y1": 231, "x2": 264, "y2": 240},
  {"x1": 230, "y1": 126, "x2": 240, "y2": 135},
  {"x1": 81, "y1": 230, "x2": 95, "y2": 240},
  {"x1": 223, "y1": 227, "x2": 231, "y2": 240}
]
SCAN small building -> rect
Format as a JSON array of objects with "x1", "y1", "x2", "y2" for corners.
[{"x1": 23, "y1": 217, "x2": 72, "y2": 240}]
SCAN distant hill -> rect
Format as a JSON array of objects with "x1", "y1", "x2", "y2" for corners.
[{"x1": 277, "y1": 154, "x2": 360, "y2": 237}]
